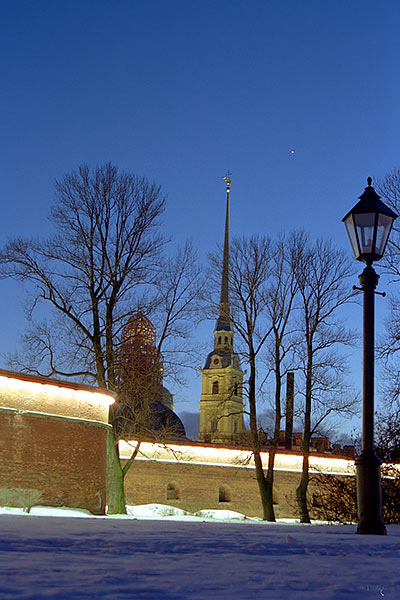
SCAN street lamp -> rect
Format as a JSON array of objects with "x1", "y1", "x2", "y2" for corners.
[{"x1": 342, "y1": 177, "x2": 397, "y2": 535}]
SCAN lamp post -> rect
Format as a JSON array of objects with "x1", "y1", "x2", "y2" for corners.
[{"x1": 342, "y1": 177, "x2": 398, "y2": 535}]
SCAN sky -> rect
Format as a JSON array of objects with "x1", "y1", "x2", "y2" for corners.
[
  {"x1": 1, "y1": 0, "x2": 400, "y2": 431},
  {"x1": 1, "y1": 505, "x2": 400, "y2": 598}
]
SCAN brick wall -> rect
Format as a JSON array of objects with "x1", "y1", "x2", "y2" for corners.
[
  {"x1": 0, "y1": 368, "x2": 114, "y2": 515},
  {"x1": 121, "y1": 440, "x2": 355, "y2": 519},
  {"x1": 0, "y1": 408, "x2": 110, "y2": 514},
  {"x1": 123, "y1": 458, "x2": 330, "y2": 518}
]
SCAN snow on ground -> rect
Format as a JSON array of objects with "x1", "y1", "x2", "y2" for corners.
[{"x1": 1, "y1": 505, "x2": 400, "y2": 599}]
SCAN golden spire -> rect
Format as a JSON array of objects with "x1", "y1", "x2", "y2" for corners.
[{"x1": 215, "y1": 172, "x2": 232, "y2": 332}]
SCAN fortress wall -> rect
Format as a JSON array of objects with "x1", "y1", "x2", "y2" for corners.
[
  {"x1": 123, "y1": 458, "x2": 302, "y2": 518},
  {"x1": 0, "y1": 369, "x2": 114, "y2": 514},
  {"x1": 122, "y1": 443, "x2": 355, "y2": 519}
]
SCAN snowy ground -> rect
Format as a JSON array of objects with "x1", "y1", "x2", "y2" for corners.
[{"x1": 1, "y1": 505, "x2": 399, "y2": 599}]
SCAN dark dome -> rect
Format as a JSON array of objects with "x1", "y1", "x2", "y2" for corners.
[
  {"x1": 112, "y1": 399, "x2": 186, "y2": 441},
  {"x1": 150, "y1": 402, "x2": 186, "y2": 438},
  {"x1": 161, "y1": 385, "x2": 174, "y2": 408}
]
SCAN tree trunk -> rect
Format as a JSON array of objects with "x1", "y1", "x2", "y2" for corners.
[
  {"x1": 296, "y1": 452, "x2": 311, "y2": 523},
  {"x1": 248, "y1": 351, "x2": 270, "y2": 520},
  {"x1": 264, "y1": 346, "x2": 282, "y2": 522},
  {"x1": 297, "y1": 346, "x2": 312, "y2": 523},
  {"x1": 92, "y1": 299, "x2": 107, "y2": 388},
  {"x1": 105, "y1": 297, "x2": 117, "y2": 391},
  {"x1": 106, "y1": 430, "x2": 127, "y2": 514},
  {"x1": 265, "y1": 448, "x2": 276, "y2": 521},
  {"x1": 253, "y1": 449, "x2": 272, "y2": 520}
]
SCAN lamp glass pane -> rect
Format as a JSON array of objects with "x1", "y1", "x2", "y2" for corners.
[
  {"x1": 354, "y1": 212, "x2": 376, "y2": 255},
  {"x1": 375, "y1": 213, "x2": 393, "y2": 257},
  {"x1": 344, "y1": 215, "x2": 360, "y2": 258}
]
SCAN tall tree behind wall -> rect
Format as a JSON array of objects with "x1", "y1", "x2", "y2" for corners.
[
  {"x1": 227, "y1": 235, "x2": 274, "y2": 520},
  {"x1": 262, "y1": 233, "x2": 299, "y2": 521},
  {"x1": 293, "y1": 236, "x2": 357, "y2": 523},
  {"x1": 209, "y1": 232, "x2": 355, "y2": 521},
  {"x1": 0, "y1": 163, "x2": 203, "y2": 513},
  {"x1": 1, "y1": 163, "x2": 166, "y2": 386},
  {"x1": 210, "y1": 234, "x2": 297, "y2": 521}
]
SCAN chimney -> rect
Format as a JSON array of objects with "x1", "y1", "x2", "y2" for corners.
[{"x1": 285, "y1": 372, "x2": 294, "y2": 450}]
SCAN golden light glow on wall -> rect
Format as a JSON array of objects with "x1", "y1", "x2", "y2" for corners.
[
  {"x1": 118, "y1": 440, "x2": 356, "y2": 475},
  {"x1": 0, "y1": 369, "x2": 114, "y2": 424}
]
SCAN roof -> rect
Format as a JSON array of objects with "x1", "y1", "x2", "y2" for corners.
[{"x1": 203, "y1": 350, "x2": 234, "y2": 369}]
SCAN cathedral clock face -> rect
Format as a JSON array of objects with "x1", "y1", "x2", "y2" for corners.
[{"x1": 211, "y1": 356, "x2": 221, "y2": 368}]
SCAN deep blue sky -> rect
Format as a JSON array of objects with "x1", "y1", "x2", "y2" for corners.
[{"x1": 1, "y1": 0, "x2": 399, "y2": 425}]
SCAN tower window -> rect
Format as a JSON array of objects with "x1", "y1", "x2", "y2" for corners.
[
  {"x1": 219, "y1": 485, "x2": 232, "y2": 503},
  {"x1": 211, "y1": 418, "x2": 218, "y2": 433},
  {"x1": 224, "y1": 336, "x2": 228, "y2": 344},
  {"x1": 166, "y1": 482, "x2": 180, "y2": 500},
  {"x1": 212, "y1": 380, "x2": 219, "y2": 394},
  {"x1": 233, "y1": 420, "x2": 237, "y2": 433},
  {"x1": 234, "y1": 382, "x2": 238, "y2": 395},
  {"x1": 218, "y1": 336, "x2": 222, "y2": 345}
]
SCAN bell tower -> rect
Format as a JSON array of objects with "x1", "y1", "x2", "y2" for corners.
[{"x1": 198, "y1": 174, "x2": 245, "y2": 444}]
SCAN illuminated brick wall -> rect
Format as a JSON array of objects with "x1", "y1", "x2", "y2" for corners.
[
  {"x1": 0, "y1": 369, "x2": 114, "y2": 514},
  {"x1": 121, "y1": 441, "x2": 355, "y2": 519},
  {"x1": 124, "y1": 459, "x2": 302, "y2": 518}
]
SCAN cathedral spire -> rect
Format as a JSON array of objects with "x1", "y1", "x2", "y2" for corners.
[
  {"x1": 199, "y1": 172, "x2": 245, "y2": 444},
  {"x1": 215, "y1": 172, "x2": 232, "y2": 332}
]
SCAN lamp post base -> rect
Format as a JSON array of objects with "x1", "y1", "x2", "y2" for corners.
[{"x1": 355, "y1": 449, "x2": 386, "y2": 535}]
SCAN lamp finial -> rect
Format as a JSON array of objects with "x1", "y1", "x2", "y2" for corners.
[{"x1": 367, "y1": 177, "x2": 372, "y2": 187}]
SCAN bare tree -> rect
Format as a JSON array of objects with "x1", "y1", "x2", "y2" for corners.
[
  {"x1": 375, "y1": 407, "x2": 400, "y2": 463},
  {"x1": 293, "y1": 236, "x2": 357, "y2": 523},
  {"x1": 0, "y1": 163, "x2": 202, "y2": 514},
  {"x1": 261, "y1": 233, "x2": 299, "y2": 521},
  {"x1": 109, "y1": 310, "x2": 188, "y2": 513},
  {"x1": 108, "y1": 242, "x2": 203, "y2": 513},
  {"x1": 374, "y1": 169, "x2": 400, "y2": 402},
  {"x1": 1, "y1": 163, "x2": 165, "y2": 385},
  {"x1": 376, "y1": 168, "x2": 400, "y2": 280},
  {"x1": 152, "y1": 241, "x2": 204, "y2": 383},
  {"x1": 215, "y1": 235, "x2": 274, "y2": 519}
]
